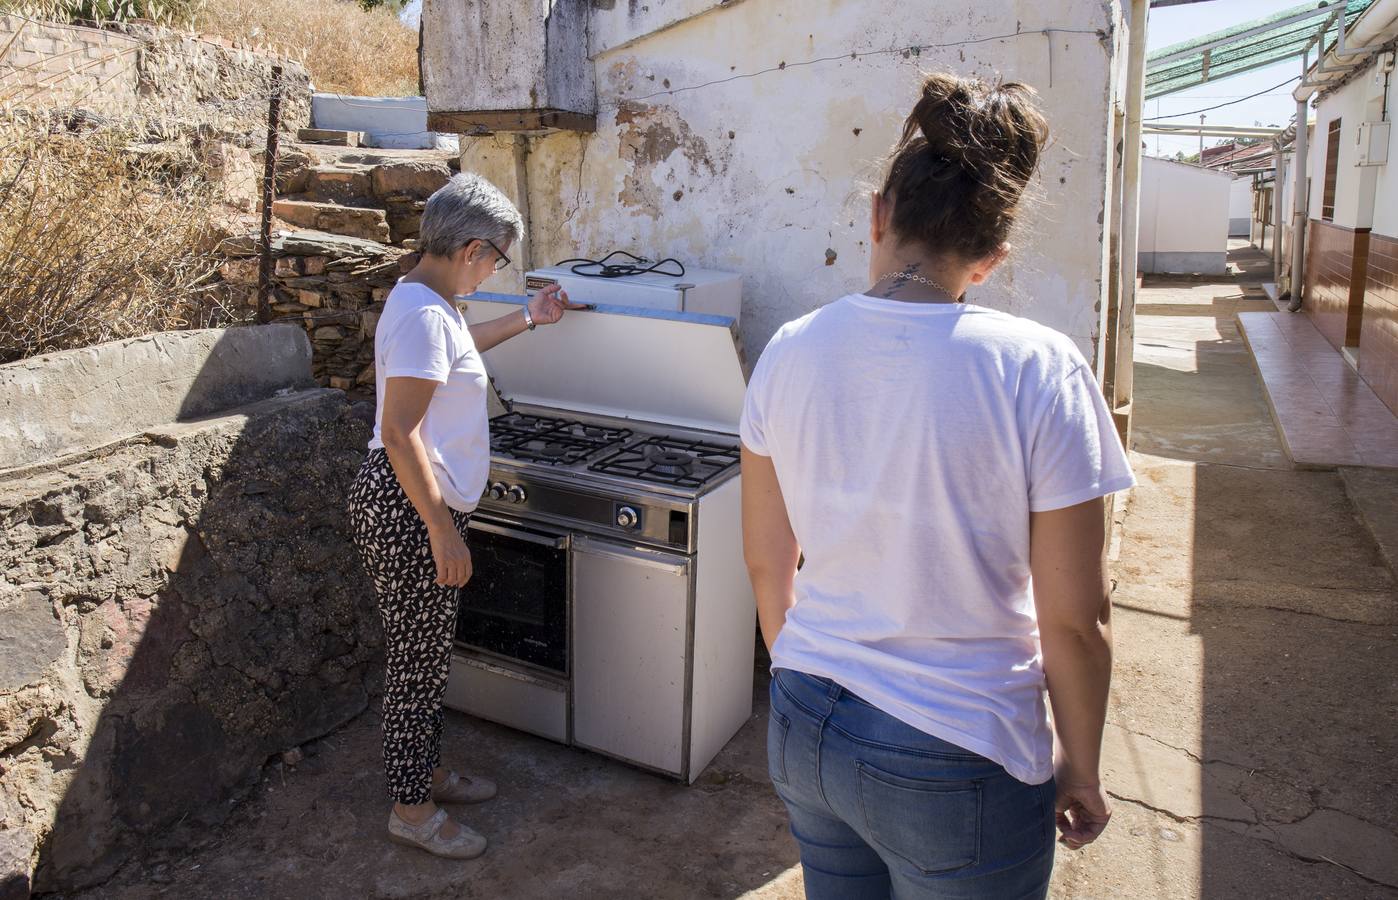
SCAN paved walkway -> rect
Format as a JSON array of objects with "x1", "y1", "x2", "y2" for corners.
[
  {"x1": 1051, "y1": 244, "x2": 1398, "y2": 898},
  {"x1": 62, "y1": 245, "x2": 1398, "y2": 899}
]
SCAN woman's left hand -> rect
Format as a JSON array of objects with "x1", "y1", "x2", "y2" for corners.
[{"x1": 527, "y1": 283, "x2": 589, "y2": 326}]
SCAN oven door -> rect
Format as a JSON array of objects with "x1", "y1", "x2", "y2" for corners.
[{"x1": 455, "y1": 518, "x2": 569, "y2": 674}]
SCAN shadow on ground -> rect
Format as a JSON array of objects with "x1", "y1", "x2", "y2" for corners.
[
  {"x1": 1052, "y1": 245, "x2": 1398, "y2": 898},
  {"x1": 55, "y1": 664, "x2": 798, "y2": 900}
]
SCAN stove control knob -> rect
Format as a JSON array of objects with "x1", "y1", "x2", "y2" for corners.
[
  {"x1": 507, "y1": 485, "x2": 528, "y2": 504},
  {"x1": 487, "y1": 482, "x2": 507, "y2": 501},
  {"x1": 616, "y1": 506, "x2": 639, "y2": 529}
]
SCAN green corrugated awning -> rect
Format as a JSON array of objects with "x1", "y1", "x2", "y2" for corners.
[{"x1": 1146, "y1": 0, "x2": 1375, "y2": 99}]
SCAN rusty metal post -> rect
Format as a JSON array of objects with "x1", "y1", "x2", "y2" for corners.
[{"x1": 257, "y1": 65, "x2": 284, "y2": 325}]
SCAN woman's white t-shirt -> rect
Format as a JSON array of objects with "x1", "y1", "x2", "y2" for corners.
[
  {"x1": 739, "y1": 294, "x2": 1135, "y2": 785},
  {"x1": 368, "y1": 281, "x2": 490, "y2": 513}
]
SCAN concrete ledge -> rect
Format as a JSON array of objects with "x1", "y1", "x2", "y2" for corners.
[{"x1": 0, "y1": 325, "x2": 313, "y2": 471}]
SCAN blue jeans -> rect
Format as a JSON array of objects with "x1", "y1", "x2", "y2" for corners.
[{"x1": 768, "y1": 668, "x2": 1055, "y2": 900}]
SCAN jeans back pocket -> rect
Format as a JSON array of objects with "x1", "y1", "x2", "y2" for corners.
[
  {"x1": 856, "y1": 760, "x2": 981, "y2": 875},
  {"x1": 767, "y1": 710, "x2": 790, "y2": 785}
]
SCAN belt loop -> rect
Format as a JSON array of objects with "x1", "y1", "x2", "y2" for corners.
[{"x1": 826, "y1": 678, "x2": 842, "y2": 701}]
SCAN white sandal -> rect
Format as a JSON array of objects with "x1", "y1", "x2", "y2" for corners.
[{"x1": 387, "y1": 807, "x2": 487, "y2": 859}]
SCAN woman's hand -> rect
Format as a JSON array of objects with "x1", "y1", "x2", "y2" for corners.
[
  {"x1": 1055, "y1": 774, "x2": 1111, "y2": 849},
  {"x1": 428, "y1": 524, "x2": 473, "y2": 587},
  {"x1": 527, "y1": 283, "x2": 589, "y2": 325}
]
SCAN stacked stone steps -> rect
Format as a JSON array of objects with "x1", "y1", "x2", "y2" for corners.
[
  {"x1": 212, "y1": 144, "x2": 457, "y2": 392},
  {"x1": 273, "y1": 145, "x2": 453, "y2": 248}
]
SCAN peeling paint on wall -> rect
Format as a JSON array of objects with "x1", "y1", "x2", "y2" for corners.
[{"x1": 614, "y1": 102, "x2": 720, "y2": 216}]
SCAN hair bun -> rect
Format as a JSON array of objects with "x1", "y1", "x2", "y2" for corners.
[{"x1": 882, "y1": 72, "x2": 1049, "y2": 260}]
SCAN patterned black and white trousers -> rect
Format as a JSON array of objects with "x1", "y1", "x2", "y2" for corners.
[{"x1": 348, "y1": 447, "x2": 471, "y2": 805}]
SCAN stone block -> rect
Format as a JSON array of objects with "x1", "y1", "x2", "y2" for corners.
[
  {"x1": 296, "y1": 127, "x2": 362, "y2": 147},
  {"x1": 274, "y1": 256, "x2": 302, "y2": 277},
  {"x1": 328, "y1": 376, "x2": 353, "y2": 390},
  {"x1": 306, "y1": 167, "x2": 375, "y2": 206},
  {"x1": 302, "y1": 256, "x2": 329, "y2": 276},
  {"x1": 371, "y1": 160, "x2": 451, "y2": 200},
  {"x1": 271, "y1": 200, "x2": 389, "y2": 244},
  {"x1": 296, "y1": 290, "x2": 323, "y2": 308},
  {"x1": 361, "y1": 310, "x2": 382, "y2": 339},
  {"x1": 0, "y1": 594, "x2": 66, "y2": 695}
]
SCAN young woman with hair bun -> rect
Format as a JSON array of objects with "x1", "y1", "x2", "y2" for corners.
[{"x1": 741, "y1": 73, "x2": 1134, "y2": 898}]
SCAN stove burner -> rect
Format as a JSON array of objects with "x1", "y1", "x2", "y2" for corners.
[
  {"x1": 590, "y1": 437, "x2": 739, "y2": 488},
  {"x1": 490, "y1": 413, "x2": 633, "y2": 465},
  {"x1": 644, "y1": 447, "x2": 695, "y2": 473}
]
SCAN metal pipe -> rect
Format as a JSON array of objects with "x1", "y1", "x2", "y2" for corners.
[
  {"x1": 1287, "y1": 92, "x2": 1309, "y2": 312},
  {"x1": 1116, "y1": 0, "x2": 1150, "y2": 414},
  {"x1": 1272, "y1": 140, "x2": 1286, "y2": 280},
  {"x1": 1296, "y1": 0, "x2": 1398, "y2": 100},
  {"x1": 1333, "y1": 10, "x2": 1379, "y2": 60}
]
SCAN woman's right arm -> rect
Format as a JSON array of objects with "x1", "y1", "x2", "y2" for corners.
[
  {"x1": 741, "y1": 447, "x2": 800, "y2": 652},
  {"x1": 1030, "y1": 497, "x2": 1114, "y2": 849},
  {"x1": 379, "y1": 376, "x2": 472, "y2": 587}
]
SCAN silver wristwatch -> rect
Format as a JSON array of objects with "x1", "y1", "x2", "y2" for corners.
[{"x1": 522, "y1": 307, "x2": 536, "y2": 331}]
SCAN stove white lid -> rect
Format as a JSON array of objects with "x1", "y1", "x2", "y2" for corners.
[{"x1": 461, "y1": 293, "x2": 747, "y2": 435}]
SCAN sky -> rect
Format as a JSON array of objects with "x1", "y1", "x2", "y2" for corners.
[
  {"x1": 1145, "y1": 0, "x2": 1312, "y2": 158},
  {"x1": 401, "y1": 0, "x2": 421, "y2": 28}
]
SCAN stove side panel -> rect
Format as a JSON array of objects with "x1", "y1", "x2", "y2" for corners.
[{"x1": 689, "y1": 475, "x2": 758, "y2": 782}]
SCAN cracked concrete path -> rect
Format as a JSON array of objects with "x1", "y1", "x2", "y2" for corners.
[{"x1": 1052, "y1": 250, "x2": 1398, "y2": 898}]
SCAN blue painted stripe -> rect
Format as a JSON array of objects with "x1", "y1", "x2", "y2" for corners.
[{"x1": 463, "y1": 291, "x2": 737, "y2": 328}]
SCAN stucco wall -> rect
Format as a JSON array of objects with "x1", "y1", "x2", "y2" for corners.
[
  {"x1": 1307, "y1": 65, "x2": 1396, "y2": 234},
  {"x1": 433, "y1": 0, "x2": 1124, "y2": 367},
  {"x1": 1138, "y1": 156, "x2": 1230, "y2": 272},
  {"x1": 1230, "y1": 176, "x2": 1253, "y2": 236}
]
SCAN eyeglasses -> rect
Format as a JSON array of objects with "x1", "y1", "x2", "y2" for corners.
[{"x1": 475, "y1": 237, "x2": 511, "y2": 272}]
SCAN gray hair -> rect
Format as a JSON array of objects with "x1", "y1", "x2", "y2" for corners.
[{"x1": 418, "y1": 172, "x2": 524, "y2": 258}]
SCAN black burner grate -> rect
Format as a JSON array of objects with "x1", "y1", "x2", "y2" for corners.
[
  {"x1": 588, "y1": 436, "x2": 739, "y2": 488},
  {"x1": 490, "y1": 412, "x2": 632, "y2": 465}
]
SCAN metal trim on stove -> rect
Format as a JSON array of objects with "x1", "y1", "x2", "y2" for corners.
[
  {"x1": 468, "y1": 519, "x2": 569, "y2": 549},
  {"x1": 571, "y1": 535, "x2": 690, "y2": 576}
]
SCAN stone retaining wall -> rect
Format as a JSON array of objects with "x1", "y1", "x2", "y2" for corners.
[
  {"x1": 218, "y1": 231, "x2": 419, "y2": 392},
  {"x1": 0, "y1": 331, "x2": 378, "y2": 897},
  {"x1": 0, "y1": 15, "x2": 310, "y2": 137}
]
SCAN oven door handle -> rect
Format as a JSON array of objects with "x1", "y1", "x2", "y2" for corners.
[
  {"x1": 468, "y1": 519, "x2": 569, "y2": 549},
  {"x1": 573, "y1": 536, "x2": 691, "y2": 576}
]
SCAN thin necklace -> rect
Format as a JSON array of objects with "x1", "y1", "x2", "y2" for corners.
[{"x1": 873, "y1": 271, "x2": 962, "y2": 302}]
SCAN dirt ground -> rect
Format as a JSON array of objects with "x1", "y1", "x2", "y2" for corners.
[{"x1": 57, "y1": 245, "x2": 1398, "y2": 899}]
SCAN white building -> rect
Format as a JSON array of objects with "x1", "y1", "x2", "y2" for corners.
[
  {"x1": 1138, "y1": 156, "x2": 1231, "y2": 274},
  {"x1": 1289, "y1": 1, "x2": 1398, "y2": 415},
  {"x1": 1229, "y1": 175, "x2": 1252, "y2": 237},
  {"x1": 421, "y1": 0, "x2": 1135, "y2": 384}
]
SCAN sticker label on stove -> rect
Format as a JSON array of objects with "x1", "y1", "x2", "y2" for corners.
[{"x1": 525, "y1": 276, "x2": 559, "y2": 297}]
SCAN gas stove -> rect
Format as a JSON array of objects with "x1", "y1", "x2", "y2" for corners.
[
  {"x1": 446, "y1": 294, "x2": 754, "y2": 784},
  {"x1": 476, "y1": 406, "x2": 741, "y2": 553}
]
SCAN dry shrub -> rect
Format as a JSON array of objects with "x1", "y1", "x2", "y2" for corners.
[
  {"x1": 191, "y1": 0, "x2": 419, "y2": 97},
  {"x1": 0, "y1": 117, "x2": 226, "y2": 363}
]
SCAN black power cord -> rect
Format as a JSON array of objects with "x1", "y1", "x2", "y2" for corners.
[{"x1": 554, "y1": 251, "x2": 686, "y2": 279}]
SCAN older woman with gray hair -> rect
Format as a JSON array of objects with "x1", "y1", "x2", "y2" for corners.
[{"x1": 347, "y1": 172, "x2": 582, "y2": 859}]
